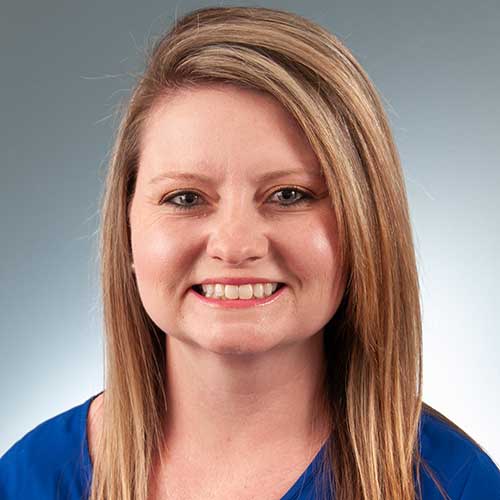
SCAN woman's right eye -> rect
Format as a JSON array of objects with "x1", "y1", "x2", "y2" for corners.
[{"x1": 161, "y1": 191, "x2": 202, "y2": 211}]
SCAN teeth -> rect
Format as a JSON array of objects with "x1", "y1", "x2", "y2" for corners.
[{"x1": 200, "y1": 283, "x2": 280, "y2": 300}]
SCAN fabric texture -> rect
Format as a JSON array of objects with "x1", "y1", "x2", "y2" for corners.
[{"x1": 1, "y1": 392, "x2": 499, "y2": 499}]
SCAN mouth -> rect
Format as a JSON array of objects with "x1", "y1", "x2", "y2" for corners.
[
  {"x1": 189, "y1": 282, "x2": 287, "y2": 308},
  {"x1": 191, "y1": 282, "x2": 286, "y2": 300}
]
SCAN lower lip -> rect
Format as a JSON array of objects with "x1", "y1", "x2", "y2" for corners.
[{"x1": 189, "y1": 285, "x2": 287, "y2": 308}]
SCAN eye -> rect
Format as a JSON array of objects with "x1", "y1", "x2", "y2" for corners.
[
  {"x1": 268, "y1": 187, "x2": 313, "y2": 206},
  {"x1": 161, "y1": 191, "x2": 202, "y2": 211},
  {"x1": 161, "y1": 187, "x2": 314, "y2": 211}
]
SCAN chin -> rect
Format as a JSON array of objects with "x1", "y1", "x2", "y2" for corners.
[{"x1": 199, "y1": 332, "x2": 280, "y2": 357}]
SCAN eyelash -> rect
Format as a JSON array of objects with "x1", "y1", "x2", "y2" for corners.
[{"x1": 160, "y1": 187, "x2": 314, "y2": 211}]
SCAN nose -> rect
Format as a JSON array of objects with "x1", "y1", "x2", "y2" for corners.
[{"x1": 206, "y1": 202, "x2": 269, "y2": 265}]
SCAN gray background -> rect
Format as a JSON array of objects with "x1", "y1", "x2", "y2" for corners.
[{"x1": 1, "y1": 0, "x2": 499, "y2": 463}]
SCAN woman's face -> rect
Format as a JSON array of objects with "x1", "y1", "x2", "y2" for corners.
[{"x1": 129, "y1": 84, "x2": 346, "y2": 356}]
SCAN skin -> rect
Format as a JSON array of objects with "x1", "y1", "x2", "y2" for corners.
[{"x1": 91, "y1": 83, "x2": 347, "y2": 498}]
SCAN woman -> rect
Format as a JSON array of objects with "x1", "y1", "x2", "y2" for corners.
[{"x1": 1, "y1": 6, "x2": 499, "y2": 500}]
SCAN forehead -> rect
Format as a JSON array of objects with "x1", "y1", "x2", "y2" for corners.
[{"x1": 138, "y1": 84, "x2": 323, "y2": 181}]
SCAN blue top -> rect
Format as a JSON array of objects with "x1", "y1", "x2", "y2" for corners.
[{"x1": 1, "y1": 393, "x2": 499, "y2": 499}]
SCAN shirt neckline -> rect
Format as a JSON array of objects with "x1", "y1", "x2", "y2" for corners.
[{"x1": 80, "y1": 392, "x2": 328, "y2": 499}]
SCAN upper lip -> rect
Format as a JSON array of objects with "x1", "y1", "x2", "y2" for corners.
[{"x1": 197, "y1": 277, "x2": 284, "y2": 285}]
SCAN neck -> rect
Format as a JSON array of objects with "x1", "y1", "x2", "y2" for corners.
[{"x1": 160, "y1": 331, "x2": 331, "y2": 466}]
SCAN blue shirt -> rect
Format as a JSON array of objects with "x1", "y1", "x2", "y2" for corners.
[{"x1": 1, "y1": 392, "x2": 499, "y2": 499}]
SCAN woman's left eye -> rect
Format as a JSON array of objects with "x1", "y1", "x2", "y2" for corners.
[
  {"x1": 161, "y1": 187, "x2": 314, "y2": 211},
  {"x1": 268, "y1": 187, "x2": 312, "y2": 206}
]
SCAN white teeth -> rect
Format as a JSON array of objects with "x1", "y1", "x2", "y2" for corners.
[
  {"x1": 253, "y1": 283, "x2": 264, "y2": 298},
  {"x1": 200, "y1": 282, "x2": 280, "y2": 300}
]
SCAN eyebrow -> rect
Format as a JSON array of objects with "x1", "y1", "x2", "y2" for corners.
[{"x1": 149, "y1": 168, "x2": 323, "y2": 186}]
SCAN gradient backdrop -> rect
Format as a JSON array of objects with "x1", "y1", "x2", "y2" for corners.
[{"x1": 1, "y1": 0, "x2": 499, "y2": 463}]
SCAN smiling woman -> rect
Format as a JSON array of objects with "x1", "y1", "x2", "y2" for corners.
[
  {"x1": 129, "y1": 84, "x2": 346, "y2": 366},
  {"x1": 1, "y1": 5, "x2": 499, "y2": 500}
]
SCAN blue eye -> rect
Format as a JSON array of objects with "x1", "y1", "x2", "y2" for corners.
[
  {"x1": 270, "y1": 188, "x2": 311, "y2": 206},
  {"x1": 163, "y1": 191, "x2": 201, "y2": 210},
  {"x1": 161, "y1": 187, "x2": 313, "y2": 211}
]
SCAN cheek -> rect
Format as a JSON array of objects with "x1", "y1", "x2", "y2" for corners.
[
  {"x1": 131, "y1": 221, "x2": 197, "y2": 295},
  {"x1": 296, "y1": 221, "x2": 346, "y2": 328},
  {"x1": 284, "y1": 218, "x2": 341, "y2": 286}
]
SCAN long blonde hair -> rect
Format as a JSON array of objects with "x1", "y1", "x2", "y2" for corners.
[{"x1": 90, "y1": 6, "x2": 481, "y2": 499}]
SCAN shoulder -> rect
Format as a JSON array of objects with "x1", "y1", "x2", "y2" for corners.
[
  {"x1": 87, "y1": 392, "x2": 104, "y2": 465},
  {"x1": 418, "y1": 405, "x2": 500, "y2": 499},
  {"x1": 0, "y1": 393, "x2": 102, "y2": 500}
]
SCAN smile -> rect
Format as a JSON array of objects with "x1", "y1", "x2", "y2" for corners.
[
  {"x1": 190, "y1": 283, "x2": 287, "y2": 308},
  {"x1": 193, "y1": 282, "x2": 285, "y2": 300}
]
